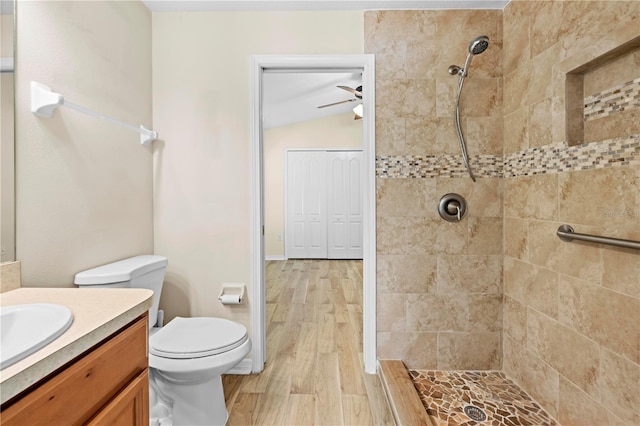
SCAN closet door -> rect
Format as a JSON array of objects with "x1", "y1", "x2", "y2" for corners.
[
  {"x1": 327, "y1": 151, "x2": 363, "y2": 259},
  {"x1": 285, "y1": 151, "x2": 327, "y2": 258}
]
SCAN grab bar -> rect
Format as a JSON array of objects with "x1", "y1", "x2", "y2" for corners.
[{"x1": 557, "y1": 225, "x2": 640, "y2": 250}]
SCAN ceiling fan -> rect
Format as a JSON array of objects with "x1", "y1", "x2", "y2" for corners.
[{"x1": 317, "y1": 85, "x2": 363, "y2": 120}]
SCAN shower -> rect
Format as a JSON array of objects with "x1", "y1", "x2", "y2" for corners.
[{"x1": 448, "y1": 35, "x2": 490, "y2": 182}]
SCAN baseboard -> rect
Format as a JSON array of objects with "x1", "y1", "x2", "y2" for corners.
[
  {"x1": 265, "y1": 255, "x2": 286, "y2": 261},
  {"x1": 227, "y1": 359, "x2": 253, "y2": 375}
]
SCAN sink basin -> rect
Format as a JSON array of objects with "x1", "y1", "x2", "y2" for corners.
[{"x1": 0, "y1": 303, "x2": 73, "y2": 370}]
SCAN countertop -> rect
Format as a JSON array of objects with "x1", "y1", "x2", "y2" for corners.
[{"x1": 0, "y1": 287, "x2": 153, "y2": 405}]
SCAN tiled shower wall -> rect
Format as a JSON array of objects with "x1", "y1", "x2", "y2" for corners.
[
  {"x1": 368, "y1": 3, "x2": 639, "y2": 425},
  {"x1": 503, "y1": 1, "x2": 639, "y2": 425},
  {"x1": 366, "y1": 10, "x2": 504, "y2": 370}
]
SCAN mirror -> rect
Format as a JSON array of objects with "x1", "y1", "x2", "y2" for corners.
[{"x1": 1, "y1": 0, "x2": 15, "y2": 262}]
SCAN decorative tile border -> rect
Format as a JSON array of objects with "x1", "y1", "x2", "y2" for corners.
[
  {"x1": 503, "y1": 134, "x2": 639, "y2": 178},
  {"x1": 375, "y1": 78, "x2": 639, "y2": 179},
  {"x1": 584, "y1": 77, "x2": 640, "y2": 122},
  {"x1": 375, "y1": 154, "x2": 502, "y2": 179},
  {"x1": 376, "y1": 134, "x2": 639, "y2": 179}
]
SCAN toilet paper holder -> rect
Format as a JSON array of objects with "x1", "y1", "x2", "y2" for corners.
[{"x1": 218, "y1": 284, "x2": 246, "y2": 304}]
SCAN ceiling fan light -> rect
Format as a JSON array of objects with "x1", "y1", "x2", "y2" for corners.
[{"x1": 353, "y1": 103, "x2": 363, "y2": 118}]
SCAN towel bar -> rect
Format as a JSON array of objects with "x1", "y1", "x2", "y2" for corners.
[{"x1": 31, "y1": 81, "x2": 158, "y2": 145}]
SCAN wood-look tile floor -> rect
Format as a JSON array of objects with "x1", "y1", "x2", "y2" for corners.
[{"x1": 222, "y1": 259, "x2": 394, "y2": 426}]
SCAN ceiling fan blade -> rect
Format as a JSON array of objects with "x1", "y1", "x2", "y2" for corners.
[
  {"x1": 317, "y1": 98, "x2": 357, "y2": 109},
  {"x1": 337, "y1": 85, "x2": 362, "y2": 97}
]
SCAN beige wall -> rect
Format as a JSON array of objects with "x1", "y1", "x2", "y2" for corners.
[
  {"x1": 502, "y1": 1, "x2": 640, "y2": 425},
  {"x1": 152, "y1": 12, "x2": 363, "y2": 332},
  {"x1": 366, "y1": 10, "x2": 504, "y2": 370},
  {"x1": 264, "y1": 112, "x2": 362, "y2": 257},
  {"x1": 15, "y1": 1, "x2": 153, "y2": 285}
]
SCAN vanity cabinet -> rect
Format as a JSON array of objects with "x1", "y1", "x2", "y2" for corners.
[{"x1": 1, "y1": 314, "x2": 149, "y2": 425}]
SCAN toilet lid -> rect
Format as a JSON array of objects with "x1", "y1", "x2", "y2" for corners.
[{"x1": 149, "y1": 317, "x2": 248, "y2": 359}]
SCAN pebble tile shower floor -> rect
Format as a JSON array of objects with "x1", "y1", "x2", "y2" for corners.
[{"x1": 409, "y1": 370, "x2": 558, "y2": 426}]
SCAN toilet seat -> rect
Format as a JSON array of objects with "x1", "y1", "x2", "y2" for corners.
[{"x1": 150, "y1": 317, "x2": 248, "y2": 359}]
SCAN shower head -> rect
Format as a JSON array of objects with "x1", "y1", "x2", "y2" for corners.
[
  {"x1": 448, "y1": 36, "x2": 490, "y2": 78},
  {"x1": 449, "y1": 35, "x2": 490, "y2": 183},
  {"x1": 468, "y1": 36, "x2": 489, "y2": 55}
]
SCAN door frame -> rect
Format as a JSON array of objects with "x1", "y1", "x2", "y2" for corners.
[{"x1": 250, "y1": 54, "x2": 377, "y2": 374}]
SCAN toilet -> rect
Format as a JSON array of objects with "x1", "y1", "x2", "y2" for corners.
[{"x1": 74, "y1": 255, "x2": 251, "y2": 426}]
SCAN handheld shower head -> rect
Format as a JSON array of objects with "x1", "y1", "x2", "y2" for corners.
[
  {"x1": 468, "y1": 35, "x2": 489, "y2": 55},
  {"x1": 459, "y1": 35, "x2": 490, "y2": 77},
  {"x1": 448, "y1": 35, "x2": 490, "y2": 183},
  {"x1": 448, "y1": 36, "x2": 490, "y2": 77}
]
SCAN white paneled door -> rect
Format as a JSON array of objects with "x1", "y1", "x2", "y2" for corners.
[
  {"x1": 327, "y1": 151, "x2": 363, "y2": 259},
  {"x1": 285, "y1": 150, "x2": 363, "y2": 260},
  {"x1": 286, "y1": 151, "x2": 327, "y2": 258}
]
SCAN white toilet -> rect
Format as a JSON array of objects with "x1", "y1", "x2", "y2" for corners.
[{"x1": 74, "y1": 255, "x2": 251, "y2": 426}]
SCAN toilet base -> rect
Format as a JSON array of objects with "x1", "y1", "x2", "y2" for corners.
[
  {"x1": 147, "y1": 320, "x2": 251, "y2": 425},
  {"x1": 150, "y1": 367, "x2": 229, "y2": 426}
]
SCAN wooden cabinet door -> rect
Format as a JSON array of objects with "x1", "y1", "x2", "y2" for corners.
[
  {"x1": 1, "y1": 315, "x2": 148, "y2": 426},
  {"x1": 87, "y1": 370, "x2": 149, "y2": 426}
]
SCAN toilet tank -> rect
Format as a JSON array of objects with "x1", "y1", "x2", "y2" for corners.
[{"x1": 74, "y1": 255, "x2": 168, "y2": 329}]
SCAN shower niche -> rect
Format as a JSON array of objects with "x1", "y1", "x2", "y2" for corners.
[{"x1": 562, "y1": 36, "x2": 640, "y2": 147}]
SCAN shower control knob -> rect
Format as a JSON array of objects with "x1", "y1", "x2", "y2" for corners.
[
  {"x1": 438, "y1": 193, "x2": 467, "y2": 222},
  {"x1": 445, "y1": 200, "x2": 461, "y2": 215}
]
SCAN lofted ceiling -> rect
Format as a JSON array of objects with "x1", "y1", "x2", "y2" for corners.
[{"x1": 263, "y1": 71, "x2": 362, "y2": 129}]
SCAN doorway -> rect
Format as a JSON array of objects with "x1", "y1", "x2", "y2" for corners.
[{"x1": 250, "y1": 55, "x2": 376, "y2": 374}]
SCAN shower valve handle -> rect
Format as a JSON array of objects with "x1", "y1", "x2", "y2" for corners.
[
  {"x1": 438, "y1": 193, "x2": 467, "y2": 222},
  {"x1": 446, "y1": 200, "x2": 461, "y2": 215},
  {"x1": 445, "y1": 201, "x2": 463, "y2": 220}
]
